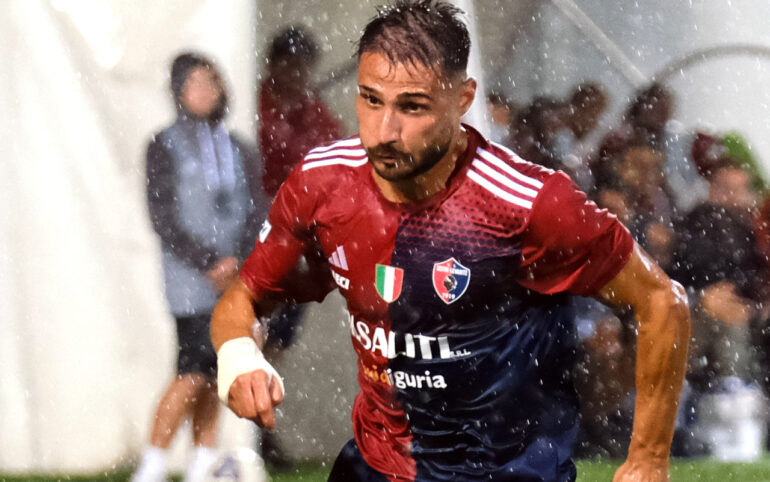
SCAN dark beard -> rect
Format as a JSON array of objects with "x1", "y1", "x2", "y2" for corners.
[{"x1": 367, "y1": 140, "x2": 451, "y2": 182}]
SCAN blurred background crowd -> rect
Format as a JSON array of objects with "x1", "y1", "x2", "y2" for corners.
[
  {"x1": 501, "y1": 79, "x2": 770, "y2": 462},
  {"x1": 2, "y1": 0, "x2": 770, "y2": 477}
]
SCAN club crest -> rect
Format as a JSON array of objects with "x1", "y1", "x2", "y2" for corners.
[{"x1": 432, "y1": 258, "x2": 471, "y2": 304}]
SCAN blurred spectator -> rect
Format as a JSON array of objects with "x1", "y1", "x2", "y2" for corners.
[
  {"x1": 592, "y1": 82, "x2": 712, "y2": 216},
  {"x1": 256, "y1": 25, "x2": 343, "y2": 469},
  {"x1": 590, "y1": 84, "x2": 679, "y2": 269},
  {"x1": 132, "y1": 52, "x2": 260, "y2": 482},
  {"x1": 576, "y1": 126, "x2": 674, "y2": 458},
  {"x1": 486, "y1": 91, "x2": 517, "y2": 144},
  {"x1": 714, "y1": 133, "x2": 770, "y2": 446},
  {"x1": 551, "y1": 83, "x2": 607, "y2": 190},
  {"x1": 573, "y1": 303, "x2": 636, "y2": 459},
  {"x1": 592, "y1": 83, "x2": 673, "y2": 193},
  {"x1": 259, "y1": 25, "x2": 343, "y2": 198},
  {"x1": 563, "y1": 83, "x2": 607, "y2": 146},
  {"x1": 510, "y1": 83, "x2": 606, "y2": 188},
  {"x1": 670, "y1": 132, "x2": 766, "y2": 455},
  {"x1": 591, "y1": 152, "x2": 675, "y2": 271},
  {"x1": 673, "y1": 132, "x2": 764, "y2": 312},
  {"x1": 617, "y1": 146, "x2": 675, "y2": 267},
  {"x1": 509, "y1": 96, "x2": 564, "y2": 170}
]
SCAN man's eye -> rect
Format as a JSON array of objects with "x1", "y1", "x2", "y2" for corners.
[
  {"x1": 403, "y1": 103, "x2": 427, "y2": 113},
  {"x1": 362, "y1": 94, "x2": 381, "y2": 105}
]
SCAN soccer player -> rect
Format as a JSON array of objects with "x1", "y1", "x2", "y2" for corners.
[{"x1": 212, "y1": 2, "x2": 690, "y2": 481}]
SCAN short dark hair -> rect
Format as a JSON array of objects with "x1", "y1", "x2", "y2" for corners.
[
  {"x1": 628, "y1": 82, "x2": 672, "y2": 120},
  {"x1": 356, "y1": 0, "x2": 470, "y2": 77},
  {"x1": 170, "y1": 51, "x2": 228, "y2": 123},
  {"x1": 570, "y1": 82, "x2": 606, "y2": 109},
  {"x1": 269, "y1": 25, "x2": 319, "y2": 64}
]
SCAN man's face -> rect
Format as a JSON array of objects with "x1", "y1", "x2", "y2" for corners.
[{"x1": 356, "y1": 52, "x2": 474, "y2": 182}]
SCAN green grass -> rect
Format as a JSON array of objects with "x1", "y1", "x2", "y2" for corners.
[
  {"x1": 576, "y1": 457, "x2": 770, "y2": 481},
  {"x1": 3, "y1": 457, "x2": 770, "y2": 481}
]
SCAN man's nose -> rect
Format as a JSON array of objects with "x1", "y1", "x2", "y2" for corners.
[{"x1": 377, "y1": 108, "x2": 400, "y2": 145}]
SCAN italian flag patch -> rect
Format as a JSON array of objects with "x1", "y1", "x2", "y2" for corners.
[{"x1": 375, "y1": 264, "x2": 404, "y2": 303}]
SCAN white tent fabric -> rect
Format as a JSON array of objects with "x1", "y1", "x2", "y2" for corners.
[{"x1": 0, "y1": 0, "x2": 257, "y2": 472}]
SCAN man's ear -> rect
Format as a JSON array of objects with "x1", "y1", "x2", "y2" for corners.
[{"x1": 458, "y1": 77, "x2": 477, "y2": 116}]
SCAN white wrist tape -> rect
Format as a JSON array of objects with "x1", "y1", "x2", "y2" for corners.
[{"x1": 216, "y1": 337, "x2": 284, "y2": 404}]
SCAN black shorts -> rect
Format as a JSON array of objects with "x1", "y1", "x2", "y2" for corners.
[
  {"x1": 328, "y1": 438, "x2": 389, "y2": 482},
  {"x1": 175, "y1": 313, "x2": 217, "y2": 378}
]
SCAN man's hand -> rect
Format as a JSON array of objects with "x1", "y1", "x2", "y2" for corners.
[
  {"x1": 206, "y1": 256, "x2": 239, "y2": 293},
  {"x1": 216, "y1": 336, "x2": 285, "y2": 429},
  {"x1": 613, "y1": 457, "x2": 669, "y2": 482},
  {"x1": 227, "y1": 369, "x2": 284, "y2": 429}
]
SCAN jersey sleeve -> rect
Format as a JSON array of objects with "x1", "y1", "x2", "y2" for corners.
[
  {"x1": 517, "y1": 172, "x2": 634, "y2": 296},
  {"x1": 240, "y1": 166, "x2": 334, "y2": 303}
]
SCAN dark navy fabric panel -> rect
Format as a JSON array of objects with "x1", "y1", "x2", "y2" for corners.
[
  {"x1": 328, "y1": 439, "x2": 391, "y2": 482},
  {"x1": 388, "y1": 215, "x2": 580, "y2": 481}
]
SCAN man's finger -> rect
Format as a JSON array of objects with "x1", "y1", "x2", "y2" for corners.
[
  {"x1": 228, "y1": 375, "x2": 258, "y2": 419},
  {"x1": 270, "y1": 375, "x2": 284, "y2": 406},
  {"x1": 250, "y1": 371, "x2": 275, "y2": 429}
]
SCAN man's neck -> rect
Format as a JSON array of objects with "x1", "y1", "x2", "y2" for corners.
[{"x1": 373, "y1": 129, "x2": 469, "y2": 204}]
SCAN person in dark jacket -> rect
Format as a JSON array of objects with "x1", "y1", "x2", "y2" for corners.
[
  {"x1": 672, "y1": 135, "x2": 763, "y2": 376},
  {"x1": 670, "y1": 132, "x2": 765, "y2": 456},
  {"x1": 132, "y1": 52, "x2": 261, "y2": 482}
]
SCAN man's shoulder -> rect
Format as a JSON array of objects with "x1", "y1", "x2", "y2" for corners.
[
  {"x1": 284, "y1": 136, "x2": 369, "y2": 191},
  {"x1": 465, "y1": 137, "x2": 557, "y2": 212},
  {"x1": 479, "y1": 140, "x2": 555, "y2": 184},
  {"x1": 300, "y1": 136, "x2": 367, "y2": 171}
]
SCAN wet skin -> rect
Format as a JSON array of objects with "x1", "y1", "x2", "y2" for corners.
[{"x1": 355, "y1": 52, "x2": 475, "y2": 201}]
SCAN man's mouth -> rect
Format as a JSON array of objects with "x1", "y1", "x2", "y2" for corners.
[
  {"x1": 370, "y1": 155, "x2": 397, "y2": 167},
  {"x1": 372, "y1": 153, "x2": 409, "y2": 166}
]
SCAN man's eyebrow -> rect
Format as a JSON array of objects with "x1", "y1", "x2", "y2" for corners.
[
  {"x1": 398, "y1": 92, "x2": 432, "y2": 102},
  {"x1": 358, "y1": 85, "x2": 379, "y2": 95},
  {"x1": 358, "y1": 86, "x2": 432, "y2": 102}
]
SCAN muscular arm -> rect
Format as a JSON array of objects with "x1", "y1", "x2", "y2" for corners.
[
  {"x1": 213, "y1": 156, "x2": 332, "y2": 429},
  {"x1": 598, "y1": 243, "x2": 691, "y2": 481},
  {"x1": 211, "y1": 279, "x2": 262, "y2": 350},
  {"x1": 211, "y1": 279, "x2": 283, "y2": 428},
  {"x1": 514, "y1": 171, "x2": 686, "y2": 477}
]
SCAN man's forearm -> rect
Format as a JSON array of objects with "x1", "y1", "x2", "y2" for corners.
[
  {"x1": 628, "y1": 283, "x2": 690, "y2": 461},
  {"x1": 211, "y1": 278, "x2": 286, "y2": 409},
  {"x1": 211, "y1": 279, "x2": 260, "y2": 350}
]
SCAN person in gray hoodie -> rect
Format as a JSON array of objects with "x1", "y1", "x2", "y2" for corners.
[{"x1": 132, "y1": 52, "x2": 261, "y2": 482}]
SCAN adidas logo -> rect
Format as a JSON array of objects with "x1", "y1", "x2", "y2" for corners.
[{"x1": 328, "y1": 245, "x2": 348, "y2": 271}]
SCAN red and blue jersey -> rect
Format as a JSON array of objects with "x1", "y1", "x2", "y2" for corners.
[{"x1": 241, "y1": 125, "x2": 633, "y2": 481}]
